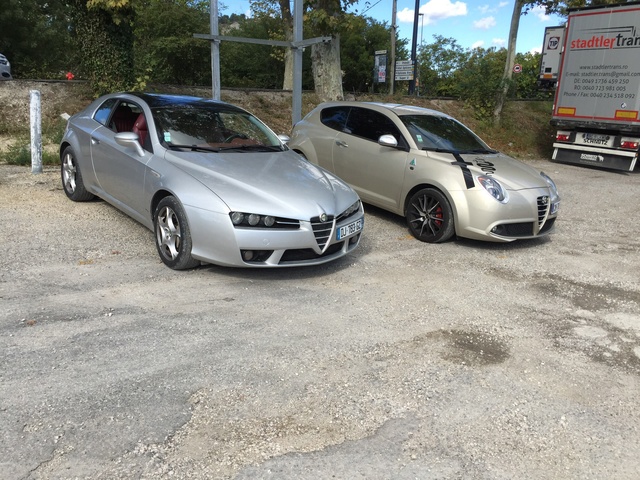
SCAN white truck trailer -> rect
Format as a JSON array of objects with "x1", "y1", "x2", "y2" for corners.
[
  {"x1": 551, "y1": 2, "x2": 640, "y2": 172},
  {"x1": 538, "y1": 26, "x2": 564, "y2": 89}
]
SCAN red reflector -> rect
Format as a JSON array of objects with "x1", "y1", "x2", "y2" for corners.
[
  {"x1": 556, "y1": 134, "x2": 570, "y2": 142},
  {"x1": 620, "y1": 141, "x2": 639, "y2": 150}
]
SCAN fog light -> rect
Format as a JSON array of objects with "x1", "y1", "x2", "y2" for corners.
[{"x1": 243, "y1": 250, "x2": 254, "y2": 261}]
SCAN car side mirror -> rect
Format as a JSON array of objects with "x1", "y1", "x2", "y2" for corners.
[
  {"x1": 378, "y1": 134, "x2": 398, "y2": 148},
  {"x1": 115, "y1": 131, "x2": 145, "y2": 157}
]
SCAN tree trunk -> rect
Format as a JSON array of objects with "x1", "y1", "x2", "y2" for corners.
[
  {"x1": 283, "y1": 31, "x2": 294, "y2": 90},
  {"x1": 279, "y1": 0, "x2": 294, "y2": 90},
  {"x1": 494, "y1": 0, "x2": 524, "y2": 122},
  {"x1": 311, "y1": 35, "x2": 343, "y2": 101}
]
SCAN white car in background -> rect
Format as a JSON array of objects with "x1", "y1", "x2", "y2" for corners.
[
  {"x1": 0, "y1": 53, "x2": 11, "y2": 80},
  {"x1": 289, "y1": 102, "x2": 560, "y2": 244}
]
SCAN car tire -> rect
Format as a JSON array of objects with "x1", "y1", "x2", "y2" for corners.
[
  {"x1": 61, "y1": 146, "x2": 94, "y2": 202},
  {"x1": 154, "y1": 196, "x2": 200, "y2": 270},
  {"x1": 406, "y1": 188, "x2": 455, "y2": 243}
]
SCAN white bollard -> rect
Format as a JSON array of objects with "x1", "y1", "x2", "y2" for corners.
[{"x1": 30, "y1": 90, "x2": 42, "y2": 174}]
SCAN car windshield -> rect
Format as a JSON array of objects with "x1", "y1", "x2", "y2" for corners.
[
  {"x1": 152, "y1": 105, "x2": 285, "y2": 152},
  {"x1": 400, "y1": 114, "x2": 494, "y2": 153}
]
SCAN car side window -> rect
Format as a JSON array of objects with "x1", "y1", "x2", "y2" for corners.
[
  {"x1": 320, "y1": 106, "x2": 350, "y2": 132},
  {"x1": 109, "y1": 101, "x2": 143, "y2": 134},
  {"x1": 93, "y1": 99, "x2": 118, "y2": 126},
  {"x1": 345, "y1": 107, "x2": 405, "y2": 147}
]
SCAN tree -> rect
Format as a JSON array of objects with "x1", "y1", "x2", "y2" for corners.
[
  {"x1": 417, "y1": 35, "x2": 467, "y2": 97},
  {"x1": 457, "y1": 47, "x2": 507, "y2": 119},
  {"x1": 493, "y1": 0, "x2": 524, "y2": 121},
  {"x1": 249, "y1": 0, "x2": 295, "y2": 90},
  {"x1": 0, "y1": 0, "x2": 76, "y2": 78},
  {"x1": 339, "y1": 15, "x2": 403, "y2": 93},
  {"x1": 513, "y1": 51, "x2": 548, "y2": 99},
  {"x1": 305, "y1": 0, "x2": 360, "y2": 101},
  {"x1": 244, "y1": 0, "x2": 362, "y2": 99},
  {"x1": 69, "y1": 0, "x2": 136, "y2": 95},
  {"x1": 533, "y1": 0, "x2": 623, "y2": 16},
  {"x1": 219, "y1": 13, "x2": 307, "y2": 88},
  {"x1": 134, "y1": 0, "x2": 211, "y2": 86}
]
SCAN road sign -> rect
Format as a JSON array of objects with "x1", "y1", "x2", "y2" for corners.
[
  {"x1": 513, "y1": 63, "x2": 522, "y2": 73},
  {"x1": 395, "y1": 60, "x2": 414, "y2": 81}
]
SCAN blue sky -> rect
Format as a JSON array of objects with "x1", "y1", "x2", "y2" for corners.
[{"x1": 226, "y1": 0, "x2": 565, "y2": 54}]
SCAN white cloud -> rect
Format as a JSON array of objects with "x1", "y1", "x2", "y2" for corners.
[
  {"x1": 471, "y1": 40, "x2": 485, "y2": 49},
  {"x1": 499, "y1": 1, "x2": 509, "y2": 7},
  {"x1": 398, "y1": 0, "x2": 467, "y2": 25},
  {"x1": 473, "y1": 16, "x2": 496, "y2": 30},
  {"x1": 530, "y1": 5, "x2": 551, "y2": 21},
  {"x1": 478, "y1": 4, "x2": 490, "y2": 14},
  {"x1": 492, "y1": 38, "x2": 506, "y2": 47},
  {"x1": 530, "y1": 46, "x2": 543, "y2": 54}
]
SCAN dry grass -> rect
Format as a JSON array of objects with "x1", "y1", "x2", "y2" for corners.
[{"x1": 0, "y1": 81, "x2": 556, "y2": 162}]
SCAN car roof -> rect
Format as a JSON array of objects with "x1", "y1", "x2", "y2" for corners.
[
  {"x1": 316, "y1": 101, "x2": 452, "y2": 119},
  {"x1": 119, "y1": 92, "x2": 248, "y2": 113}
]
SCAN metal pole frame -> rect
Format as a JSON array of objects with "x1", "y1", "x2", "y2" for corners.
[{"x1": 198, "y1": 0, "x2": 329, "y2": 126}]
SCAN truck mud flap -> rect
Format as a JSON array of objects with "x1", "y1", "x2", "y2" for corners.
[{"x1": 552, "y1": 147, "x2": 638, "y2": 173}]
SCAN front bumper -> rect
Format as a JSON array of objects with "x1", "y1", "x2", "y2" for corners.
[
  {"x1": 186, "y1": 205, "x2": 365, "y2": 267},
  {"x1": 452, "y1": 187, "x2": 559, "y2": 243}
]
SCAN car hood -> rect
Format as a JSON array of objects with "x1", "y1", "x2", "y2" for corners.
[
  {"x1": 426, "y1": 151, "x2": 548, "y2": 190},
  {"x1": 164, "y1": 149, "x2": 357, "y2": 218}
]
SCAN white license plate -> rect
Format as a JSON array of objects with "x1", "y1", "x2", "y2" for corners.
[
  {"x1": 582, "y1": 133, "x2": 611, "y2": 146},
  {"x1": 337, "y1": 218, "x2": 363, "y2": 240}
]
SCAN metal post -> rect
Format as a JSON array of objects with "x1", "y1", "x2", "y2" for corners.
[
  {"x1": 408, "y1": 0, "x2": 420, "y2": 95},
  {"x1": 390, "y1": 0, "x2": 397, "y2": 95},
  {"x1": 210, "y1": 0, "x2": 220, "y2": 100},
  {"x1": 417, "y1": 13, "x2": 424, "y2": 96},
  {"x1": 30, "y1": 90, "x2": 42, "y2": 174},
  {"x1": 292, "y1": 0, "x2": 303, "y2": 126}
]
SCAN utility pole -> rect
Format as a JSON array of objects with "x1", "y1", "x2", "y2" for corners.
[
  {"x1": 210, "y1": 0, "x2": 220, "y2": 100},
  {"x1": 390, "y1": 0, "x2": 397, "y2": 95},
  {"x1": 408, "y1": 0, "x2": 420, "y2": 95}
]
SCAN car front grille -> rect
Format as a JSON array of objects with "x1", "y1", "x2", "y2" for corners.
[
  {"x1": 311, "y1": 215, "x2": 335, "y2": 251},
  {"x1": 310, "y1": 202, "x2": 361, "y2": 251},
  {"x1": 537, "y1": 196, "x2": 550, "y2": 227}
]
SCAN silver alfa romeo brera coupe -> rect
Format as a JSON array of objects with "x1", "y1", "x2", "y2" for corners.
[
  {"x1": 60, "y1": 93, "x2": 364, "y2": 269},
  {"x1": 288, "y1": 102, "x2": 560, "y2": 243}
]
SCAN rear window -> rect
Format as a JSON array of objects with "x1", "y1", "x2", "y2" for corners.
[{"x1": 320, "y1": 106, "x2": 350, "y2": 131}]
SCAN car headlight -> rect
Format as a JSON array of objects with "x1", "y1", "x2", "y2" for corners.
[
  {"x1": 478, "y1": 175, "x2": 508, "y2": 203},
  {"x1": 230, "y1": 212, "x2": 276, "y2": 228},
  {"x1": 540, "y1": 172, "x2": 560, "y2": 203},
  {"x1": 344, "y1": 200, "x2": 361, "y2": 216},
  {"x1": 230, "y1": 212, "x2": 299, "y2": 229}
]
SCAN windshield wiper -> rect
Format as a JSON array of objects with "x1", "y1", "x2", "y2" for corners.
[
  {"x1": 213, "y1": 144, "x2": 285, "y2": 152},
  {"x1": 166, "y1": 144, "x2": 220, "y2": 152},
  {"x1": 459, "y1": 148, "x2": 498, "y2": 154},
  {"x1": 421, "y1": 147, "x2": 454, "y2": 153}
]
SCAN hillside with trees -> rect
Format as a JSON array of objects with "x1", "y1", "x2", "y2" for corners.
[{"x1": 0, "y1": 1, "x2": 620, "y2": 120}]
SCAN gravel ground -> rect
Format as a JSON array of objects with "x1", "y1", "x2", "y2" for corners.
[{"x1": 1, "y1": 161, "x2": 639, "y2": 480}]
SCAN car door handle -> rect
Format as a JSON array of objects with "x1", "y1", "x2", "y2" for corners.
[
  {"x1": 91, "y1": 137, "x2": 100, "y2": 145},
  {"x1": 335, "y1": 140, "x2": 348, "y2": 148}
]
